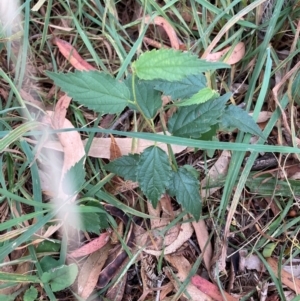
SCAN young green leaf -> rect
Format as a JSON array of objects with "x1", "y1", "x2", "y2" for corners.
[
  {"x1": 150, "y1": 73, "x2": 207, "y2": 100},
  {"x1": 263, "y1": 242, "x2": 277, "y2": 258},
  {"x1": 168, "y1": 167, "x2": 201, "y2": 221},
  {"x1": 221, "y1": 105, "x2": 264, "y2": 138},
  {"x1": 41, "y1": 264, "x2": 78, "y2": 292},
  {"x1": 168, "y1": 93, "x2": 231, "y2": 138},
  {"x1": 62, "y1": 157, "x2": 86, "y2": 195},
  {"x1": 175, "y1": 87, "x2": 219, "y2": 107},
  {"x1": 36, "y1": 240, "x2": 61, "y2": 253},
  {"x1": 127, "y1": 79, "x2": 162, "y2": 118},
  {"x1": 24, "y1": 286, "x2": 38, "y2": 301},
  {"x1": 104, "y1": 154, "x2": 140, "y2": 181},
  {"x1": 132, "y1": 49, "x2": 230, "y2": 81},
  {"x1": 137, "y1": 146, "x2": 171, "y2": 207},
  {"x1": 46, "y1": 71, "x2": 130, "y2": 114}
]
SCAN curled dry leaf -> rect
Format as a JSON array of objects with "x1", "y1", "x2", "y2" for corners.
[
  {"x1": 143, "y1": 15, "x2": 181, "y2": 49},
  {"x1": 239, "y1": 249, "x2": 266, "y2": 273},
  {"x1": 206, "y1": 42, "x2": 245, "y2": 65},
  {"x1": 69, "y1": 232, "x2": 110, "y2": 258},
  {"x1": 144, "y1": 219, "x2": 193, "y2": 256},
  {"x1": 201, "y1": 150, "x2": 231, "y2": 199},
  {"x1": 146, "y1": 196, "x2": 179, "y2": 249},
  {"x1": 52, "y1": 94, "x2": 72, "y2": 129},
  {"x1": 165, "y1": 255, "x2": 213, "y2": 301},
  {"x1": 53, "y1": 37, "x2": 96, "y2": 71}
]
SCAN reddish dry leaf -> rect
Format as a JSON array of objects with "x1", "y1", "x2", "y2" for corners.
[
  {"x1": 77, "y1": 243, "x2": 111, "y2": 299},
  {"x1": 69, "y1": 232, "x2": 110, "y2": 258},
  {"x1": 267, "y1": 257, "x2": 300, "y2": 294},
  {"x1": 143, "y1": 36, "x2": 169, "y2": 49},
  {"x1": 206, "y1": 42, "x2": 245, "y2": 65},
  {"x1": 143, "y1": 15, "x2": 181, "y2": 49},
  {"x1": 53, "y1": 37, "x2": 96, "y2": 71},
  {"x1": 191, "y1": 275, "x2": 239, "y2": 301}
]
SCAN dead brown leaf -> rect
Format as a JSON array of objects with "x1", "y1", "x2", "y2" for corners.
[
  {"x1": 32, "y1": 131, "x2": 187, "y2": 158},
  {"x1": 267, "y1": 257, "x2": 300, "y2": 294},
  {"x1": 77, "y1": 243, "x2": 111, "y2": 299},
  {"x1": 109, "y1": 134, "x2": 122, "y2": 160},
  {"x1": 192, "y1": 219, "x2": 212, "y2": 271},
  {"x1": 105, "y1": 273, "x2": 127, "y2": 301}
]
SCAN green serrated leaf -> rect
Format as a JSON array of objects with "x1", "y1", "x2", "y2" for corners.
[
  {"x1": 175, "y1": 87, "x2": 219, "y2": 106},
  {"x1": 221, "y1": 105, "x2": 264, "y2": 138},
  {"x1": 46, "y1": 71, "x2": 130, "y2": 114},
  {"x1": 169, "y1": 167, "x2": 201, "y2": 221},
  {"x1": 127, "y1": 79, "x2": 162, "y2": 118},
  {"x1": 76, "y1": 211, "x2": 104, "y2": 234},
  {"x1": 79, "y1": 203, "x2": 109, "y2": 231},
  {"x1": 137, "y1": 146, "x2": 171, "y2": 207},
  {"x1": 168, "y1": 93, "x2": 231, "y2": 138},
  {"x1": 132, "y1": 49, "x2": 230, "y2": 81},
  {"x1": 104, "y1": 154, "x2": 139, "y2": 181},
  {"x1": 62, "y1": 157, "x2": 86, "y2": 195},
  {"x1": 199, "y1": 124, "x2": 219, "y2": 141},
  {"x1": 150, "y1": 73, "x2": 207, "y2": 100},
  {"x1": 24, "y1": 286, "x2": 38, "y2": 301},
  {"x1": 41, "y1": 264, "x2": 78, "y2": 292}
]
